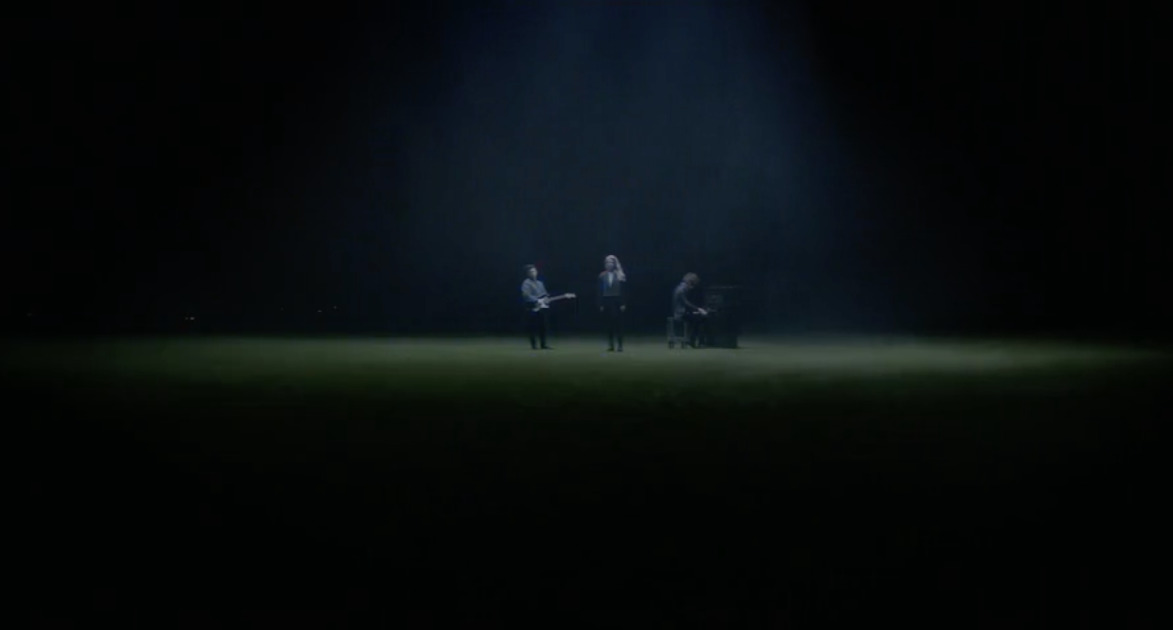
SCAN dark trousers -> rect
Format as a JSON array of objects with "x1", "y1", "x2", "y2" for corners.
[
  {"x1": 601, "y1": 297, "x2": 624, "y2": 349},
  {"x1": 684, "y1": 312, "x2": 707, "y2": 347},
  {"x1": 527, "y1": 308, "x2": 549, "y2": 348}
]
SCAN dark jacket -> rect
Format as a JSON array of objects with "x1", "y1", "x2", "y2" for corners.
[{"x1": 598, "y1": 271, "x2": 625, "y2": 308}]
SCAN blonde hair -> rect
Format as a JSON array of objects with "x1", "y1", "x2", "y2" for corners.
[{"x1": 605, "y1": 255, "x2": 626, "y2": 281}]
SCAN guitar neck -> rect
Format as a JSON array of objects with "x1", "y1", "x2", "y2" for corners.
[{"x1": 532, "y1": 293, "x2": 573, "y2": 310}]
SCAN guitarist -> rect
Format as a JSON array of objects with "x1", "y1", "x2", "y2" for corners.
[{"x1": 521, "y1": 264, "x2": 575, "y2": 350}]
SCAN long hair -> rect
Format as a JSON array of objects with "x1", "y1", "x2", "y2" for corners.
[{"x1": 604, "y1": 255, "x2": 626, "y2": 282}]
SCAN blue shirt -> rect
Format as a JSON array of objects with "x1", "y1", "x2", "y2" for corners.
[
  {"x1": 521, "y1": 278, "x2": 548, "y2": 304},
  {"x1": 672, "y1": 282, "x2": 699, "y2": 318}
]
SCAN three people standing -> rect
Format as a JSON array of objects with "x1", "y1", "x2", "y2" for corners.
[{"x1": 521, "y1": 256, "x2": 705, "y2": 350}]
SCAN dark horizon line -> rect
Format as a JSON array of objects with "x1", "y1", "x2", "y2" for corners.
[{"x1": 3, "y1": 322, "x2": 1169, "y2": 345}]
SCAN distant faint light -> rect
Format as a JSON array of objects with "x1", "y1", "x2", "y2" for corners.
[
  {"x1": 333, "y1": 306, "x2": 338, "y2": 310},
  {"x1": 317, "y1": 309, "x2": 323, "y2": 313}
]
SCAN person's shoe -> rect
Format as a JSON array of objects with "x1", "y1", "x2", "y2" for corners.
[
  {"x1": 618, "y1": 347, "x2": 623, "y2": 352},
  {"x1": 541, "y1": 345, "x2": 552, "y2": 350},
  {"x1": 607, "y1": 346, "x2": 615, "y2": 352}
]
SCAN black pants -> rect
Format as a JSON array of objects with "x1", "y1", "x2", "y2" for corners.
[
  {"x1": 527, "y1": 308, "x2": 549, "y2": 349},
  {"x1": 684, "y1": 312, "x2": 707, "y2": 347},
  {"x1": 601, "y1": 297, "x2": 624, "y2": 349}
]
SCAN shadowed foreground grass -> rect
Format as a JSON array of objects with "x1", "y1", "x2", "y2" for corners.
[{"x1": 9, "y1": 336, "x2": 1169, "y2": 623}]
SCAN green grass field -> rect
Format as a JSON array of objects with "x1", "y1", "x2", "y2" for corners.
[
  {"x1": 7, "y1": 333, "x2": 1166, "y2": 404},
  {"x1": 9, "y1": 335, "x2": 1169, "y2": 621}
]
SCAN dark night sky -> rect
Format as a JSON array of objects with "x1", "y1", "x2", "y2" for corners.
[{"x1": 7, "y1": 1, "x2": 1169, "y2": 337}]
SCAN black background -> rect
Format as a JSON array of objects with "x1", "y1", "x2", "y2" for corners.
[{"x1": 7, "y1": 1, "x2": 1168, "y2": 337}]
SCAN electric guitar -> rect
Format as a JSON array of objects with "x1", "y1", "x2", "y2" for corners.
[{"x1": 530, "y1": 293, "x2": 576, "y2": 312}]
